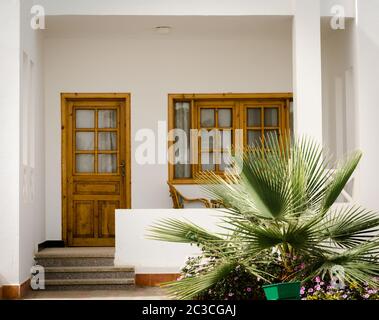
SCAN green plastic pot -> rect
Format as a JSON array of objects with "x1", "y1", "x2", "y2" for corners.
[{"x1": 263, "y1": 281, "x2": 301, "y2": 300}]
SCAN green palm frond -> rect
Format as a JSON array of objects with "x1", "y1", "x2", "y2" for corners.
[
  {"x1": 309, "y1": 244, "x2": 379, "y2": 287},
  {"x1": 321, "y1": 205, "x2": 379, "y2": 248},
  {"x1": 163, "y1": 261, "x2": 236, "y2": 300},
  {"x1": 322, "y1": 151, "x2": 362, "y2": 212},
  {"x1": 147, "y1": 218, "x2": 224, "y2": 245},
  {"x1": 149, "y1": 135, "x2": 378, "y2": 299}
]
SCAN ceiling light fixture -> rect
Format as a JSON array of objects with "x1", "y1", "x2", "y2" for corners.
[{"x1": 154, "y1": 26, "x2": 172, "y2": 35}]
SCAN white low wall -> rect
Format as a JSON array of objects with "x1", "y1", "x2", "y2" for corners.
[{"x1": 115, "y1": 209, "x2": 224, "y2": 274}]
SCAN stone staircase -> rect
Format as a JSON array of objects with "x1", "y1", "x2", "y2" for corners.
[{"x1": 34, "y1": 248, "x2": 135, "y2": 290}]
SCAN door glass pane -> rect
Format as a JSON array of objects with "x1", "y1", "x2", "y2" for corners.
[
  {"x1": 247, "y1": 130, "x2": 262, "y2": 147},
  {"x1": 264, "y1": 108, "x2": 279, "y2": 127},
  {"x1": 76, "y1": 132, "x2": 94, "y2": 151},
  {"x1": 247, "y1": 108, "x2": 261, "y2": 127},
  {"x1": 98, "y1": 132, "x2": 117, "y2": 151},
  {"x1": 98, "y1": 154, "x2": 117, "y2": 173},
  {"x1": 201, "y1": 152, "x2": 215, "y2": 171},
  {"x1": 76, "y1": 110, "x2": 95, "y2": 128},
  {"x1": 221, "y1": 130, "x2": 232, "y2": 150},
  {"x1": 76, "y1": 154, "x2": 94, "y2": 173},
  {"x1": 218, "y1": 109, "x2": 232, "y2": 128},
  {"x1": 200, "y1": 109, "x2": 215, "y2": 127},
  {"x1": 98, "y1": 110, "x2": 117, "y2": 128}
]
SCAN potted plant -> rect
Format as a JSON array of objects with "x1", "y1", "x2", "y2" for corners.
[{"x1": 149, "y1": 135, "x2": 379, "y2": 300}]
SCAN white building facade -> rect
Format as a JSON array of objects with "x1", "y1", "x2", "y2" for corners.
[{"x1": 1, "y1": 0, "x2": 379, "y2": 292}]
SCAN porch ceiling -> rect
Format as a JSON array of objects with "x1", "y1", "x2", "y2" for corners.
[{"x1": 43, "y1": 15, "x2": 292, "y2": 39}]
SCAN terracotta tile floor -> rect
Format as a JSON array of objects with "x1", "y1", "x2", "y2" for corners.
[{"x1": 23, "y1": 287, "x2": 170, "y2": 300}]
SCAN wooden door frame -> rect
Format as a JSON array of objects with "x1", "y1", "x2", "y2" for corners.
[{"x1": 61, "y1": 93, "x2": 132, "y2": 246}]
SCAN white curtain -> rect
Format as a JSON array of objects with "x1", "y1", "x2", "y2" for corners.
[{"x1": 174, "y1": 102, "x2": 191, "y2": 178}]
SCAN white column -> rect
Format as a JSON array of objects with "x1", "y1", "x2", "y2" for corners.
[
  {"x1": 0, "y1": 0, "x2": 21, "y2": 285},
  {"x1": 354, "y1": 0, "x2": 379, "y2": 211},
  {"x1": 292, "y1": 0, "x2": 323, "y2": 143}
]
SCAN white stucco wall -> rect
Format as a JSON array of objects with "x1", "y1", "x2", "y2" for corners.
[
  {"x1": 19, "y1": 0, "x2": 46, "y2": 285},
  {"x1": 43, "y1": 19, "x2": 293, "y2": 239},
  {"x1": 34, "y1": 0, "x2": 356, "y2": 17},
  {"x1": 354, "y1": 0, "x2": 379, "y2": 211},
  {"x1": 115, "y1": 209, "x2": 224, "y2": 273},
  {"x1": 0, "y1": 0, "x2": 21, "y2": 286},
  {"x1": 321, "y1": 19, "x2": 357, "y2": 161}
]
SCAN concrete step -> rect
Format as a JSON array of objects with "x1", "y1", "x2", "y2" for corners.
[
  {"x1": 43, "y1": 278, "x2": 135, "y2": 291},
  {"x1": 35, "y1": 248, "x2": 116, "y2": 267},
  {"x1": 45, "y1": 266, "x2": 135, "y2": 280},
  {"x1": 35, "y1": 257, "x2": 115, "y2": 267}
]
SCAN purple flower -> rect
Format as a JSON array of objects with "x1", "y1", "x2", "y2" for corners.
[
  {"x1": 320, "y1": 281, "x2": 325, "y2": 286},
  {"x1": 246, "y1": 287, "x2": 252, "y2": 292},
  {"x1": 308, "y1": 288, "x2": 314, "y2": 293},
  {"x1": 300, "y1": 289, "x2": 305, "y2": 295},
  {"x1": 315, "y1": 285, "x2": 321, "y2": 291}
]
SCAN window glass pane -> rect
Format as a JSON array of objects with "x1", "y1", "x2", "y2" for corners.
[
  {"x1": 174, "y1": 102, "x2": 191, "y2": 179},
  {"x1": 201, "y1": 152, "x2": 215, "y2": 171},
  {"x1": 200, "y1": 109, "x2": 215, "y2": 127},
  {"x1": 98, "y1": 110, "x2": 117, "y2": 128},
  {"x1": 264, "y1": 129, "x2": 279, "y2": 143},
  {"x1": 76, "y1": 110, "x2": 95, "y2": 128},
  {"x1": 201, "y1": 129, "x2": 216, "y2": 150},
  {"x1": 219, "y1": 153, "x2": 232, "y2": 172},
  {"x1": 247, "y1": 108, "x2": 261, "y2": 127},
  {"x1": 76, "y1": 132, "x2": 94, "y2": 151},
  {"x1": 218, "y1": 109, "x2": 232, "y2": 128},
  {"x1": 247, "y1": 130, "x2": 262, "y2": 147},
  {"x1": 98, "y1": 154, "x2": 117, "y2": 173},
  {"x1": 264, "y1": 108, "x2": 279, "y2": 127},
  {"x1": 76, "y1": 154, "x2": 94, "y2": 173},
  {"x1": 221, "y1": 130, "x2": 232, "y2": 150},
  {"x1": 174, "y1": 164, "x2": 191, "y2": 179},
  {"x1": 98, "y1": 132, "x2": 117, "y2": 151}
]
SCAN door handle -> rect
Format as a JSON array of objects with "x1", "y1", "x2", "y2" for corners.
[{"x1": 120, "y1": 160, "x2": 126, "y2": 177}]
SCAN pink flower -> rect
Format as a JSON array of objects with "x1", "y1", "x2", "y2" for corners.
[
  {"x1": 246, "y1": 287, "x2": 252, "y2": 292},
  {"x1": 308, "y1": 288, "x2": 314, "y2": 293},
  {"x1": 315, "y1": 285, "x2": 321, "y2": 291},
  {"x1": 315, "y1": 276, "x2": 321, "y2": 283}
]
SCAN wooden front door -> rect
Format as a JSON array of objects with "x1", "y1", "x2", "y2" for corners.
[{"x1": 61, "y1": 93, "x2": 131, "y2": 246}]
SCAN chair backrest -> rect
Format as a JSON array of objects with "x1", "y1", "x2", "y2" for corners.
[{"x1": 167, "y1": 182, "x2": 184, "y2": 208}]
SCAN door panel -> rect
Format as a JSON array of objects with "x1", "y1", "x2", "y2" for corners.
[
  {"x1": 62, "y1": 94, "x2": 131, "y2": 247},
  {"x1": 98, "y1": 201, "x2": 118, "y2": 238},
  {"x1": 73, "y1": 201, "x2": 95, "y2": 238}
]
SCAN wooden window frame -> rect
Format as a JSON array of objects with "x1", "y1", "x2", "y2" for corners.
[{"x1": 168, "y1": 93, "x2": 293, "y2": 185}]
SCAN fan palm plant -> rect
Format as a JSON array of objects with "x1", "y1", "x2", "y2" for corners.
[{"x1": 148, "y1": 135, "x2": 379, "y2": 300}]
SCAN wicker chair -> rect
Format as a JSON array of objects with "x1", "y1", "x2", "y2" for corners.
[{"x1": 167, "y1": 182, "x2": 212, "y2": 209}]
